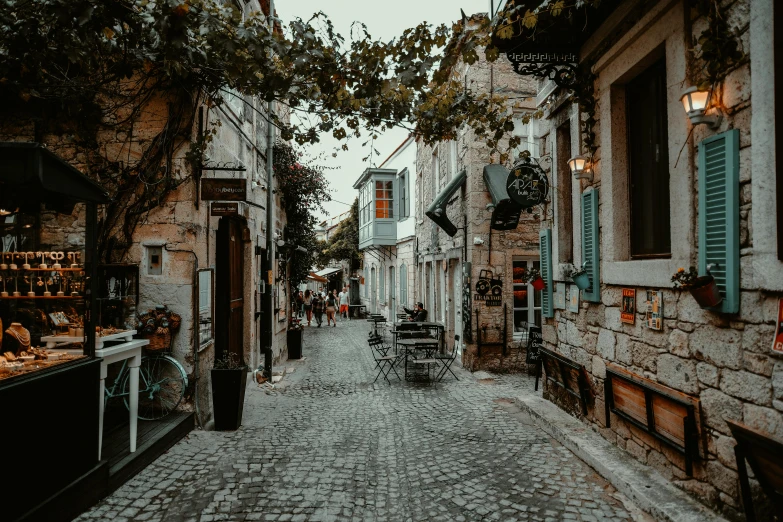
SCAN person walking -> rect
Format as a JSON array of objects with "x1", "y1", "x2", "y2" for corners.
[
  {"x1": 312, "y1": 292, "x2": 324, "y2": 327},
  {"x1": 295, "y1": 291, "x2": 304, "y2": 318},
  {"x1": 303, "y1": 289, "x2": 313, "y2": 326},
  {"x1": 338, "y1": 285, "x2": 349, "y2": 320},
  {"x1": 325, "y1": 290, "x2": 338, "y2": 327}
]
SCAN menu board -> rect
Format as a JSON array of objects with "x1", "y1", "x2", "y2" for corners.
[{"x1": 526, "y1": 325, "x2": 543, "y2": 364}]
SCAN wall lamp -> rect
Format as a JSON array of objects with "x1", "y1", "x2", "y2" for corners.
[
  {"x1": 680, "y1": 86, "x2": 722, "y2": 129},
  {"x1": 0, "y1": 207, "x2": 18, "y2": 216},
  {"x1": 567, "y1": 155, "x2": 593, "y2": 182}
]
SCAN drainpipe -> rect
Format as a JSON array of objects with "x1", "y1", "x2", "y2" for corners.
[{"x1": 261, "y1": 0, "x2": 276, "y2": 379}]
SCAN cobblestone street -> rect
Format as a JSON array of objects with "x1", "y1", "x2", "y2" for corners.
[{"x1": 77, "y1": 319, "x2": 649, "y2": 522}]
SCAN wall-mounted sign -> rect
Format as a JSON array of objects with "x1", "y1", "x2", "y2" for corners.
[
  {"x1": 210, "y1": 202, "x2": 239, "y2": 216},
  {"x1": 645, "y1": 290, "x2": 663, "y2": 331},
  {"x1": 201, "y1": 178, "x2": 247, "y2": 201},
  {"x1": 526, "y1": 325, "x2": 543, "y2": 365},
  {"x1": 621, "y1": 288, "x2": 636, "y2": 324},
  {"x1": 554, "y1": 282, "x2": 566, "y2": 309},
  {"x1": 772, "y1": 298, "x2": 783, "y2": 354},
  {"x1": 506, "y1": 159, "x2": 549, "y2": 209},
  {"x1": 490, "y1": 203, "x2": 522, "y2": 231},
  {"x1": 474, "y1": 269, "x2": 502, "y2": 306},
  {"x1": 565, "y1": 284, "x2": 580, "y2": 313}
]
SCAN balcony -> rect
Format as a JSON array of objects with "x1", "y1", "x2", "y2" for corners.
[{"x1": 353, "y1": 168, "x2": 397, "y2": 250}]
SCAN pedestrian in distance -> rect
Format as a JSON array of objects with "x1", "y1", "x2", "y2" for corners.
[
  {"x1": 304, "y1": 289, "x2": 313, "y2": 326},
  {"x1": 296, "y1": 290, "x2": 304, "y2": 318},
  {"x1": 313, "y1": 293, "x2": 324, "y2": 327},
  {"x1": 325, "y1": 290, "x2": 338, "y2": 326},
  {"x1": 338, "y1": 285, "x2": 349, "y2": 320}
]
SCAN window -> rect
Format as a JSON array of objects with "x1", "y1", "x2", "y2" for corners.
[
  {"x1": 399, "y1": 264, "x2": 408, "y2": 307},
  {"x1": 431, "y1": 149, "x2": 439, "y2": 198},
  {"x1": 556, "y1": 122, "x2": 573, "y2": 262},
  {"x1": 418, "y1": 172, "x2": 424, "y2": 220},
  {"x1": 375, "y1": 180, "x2": 393, "y2": 219},
  {"x1": 627, "y1": 59, "x2": 671, "y2": 257},
  {"x1": 512, "y1": 258, "x2": 542, "y2": 340},
  {"x1": 198, "y1": 269, "x2": 214, "y2": 346},
  {"x1": 446, "y1": 141, "x2": 457, "y2": 182},
  {"x1": 380, "y1": 263, "x2": 386, "y2": 300},
  {"x1": 398, "y1": 169, "x2": 409, "y2": 219},
  {"x1": 359, "y1": 182, "x2": 372, "y2": 226}
]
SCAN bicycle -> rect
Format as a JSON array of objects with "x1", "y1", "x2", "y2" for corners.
[{"x1": 104, "y1": 350, "x2": 188, "y2": 421}]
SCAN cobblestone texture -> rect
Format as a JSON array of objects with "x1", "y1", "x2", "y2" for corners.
[{"x1": 76, "y1": 319, "x2": 647, "y2": 522}]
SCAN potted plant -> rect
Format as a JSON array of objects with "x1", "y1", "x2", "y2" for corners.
[
  {"x1": 523, "y1": 267, "x2": 546, "y2": 291},
  {"x1": 287, "y1": 318, "x2": 304, "y2": 360},
  {"x1": 136, "y1": 305, "x2": 181, "y2": 351},
  {"x1": 211, "y1": 352, "x2": 248, "y2": 431},
  {"x1": 563, "y1": 263, "x2": 590, "y2": 291},
  {"x1": 672, "y1": 266, "x2": 723, "y2": 308}
]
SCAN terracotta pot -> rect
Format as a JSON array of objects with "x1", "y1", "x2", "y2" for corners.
[
  {"x1": 689, "y1": 276, "x2": 723, "y2": 308},
  {"x1": 531, "y1": 277, "x2": 545, "y2": 291},
  {"x1": 572, "y1": 272, "x2": 591, "y2": 290}
]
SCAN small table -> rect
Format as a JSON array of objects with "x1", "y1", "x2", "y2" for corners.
[
  {"x1": 96, "y1": 338, "x2": 148, "y2": 460},
  {"x1": 396, "y1": 338, "x2": 440, "y2": 381},
  {"x1": 348, "y1": 304, "x2": 367, "y2": 320}
]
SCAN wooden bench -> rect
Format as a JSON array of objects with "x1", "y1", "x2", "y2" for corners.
[
  {"x1": 727, "y1": 420, "x2": 783, "y2": 521},
  {"x1": 535, "y1": 348, "x2": 591, "y2": 415},
  {"x1": 605, "y1": 363, "x2": 702, "y2": 475}
]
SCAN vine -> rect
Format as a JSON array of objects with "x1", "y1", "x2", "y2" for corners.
[{"x1": 690, "y1": 0, "x2": 747, "y2": 89}]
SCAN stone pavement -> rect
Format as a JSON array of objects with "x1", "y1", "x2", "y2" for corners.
[{"x1": 76, "y1": 318, "x2": 652, "y2": 522}]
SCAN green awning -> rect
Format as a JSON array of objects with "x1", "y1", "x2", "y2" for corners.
[
  {"x1": 425, "y1": 168, "x2": 467, "y2": 237},
  {"x1": 483, "y1": 164, "x2": 522, "y2": 231}
]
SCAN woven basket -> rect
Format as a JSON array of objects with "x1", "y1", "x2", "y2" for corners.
[
  {"x1": 140, "y1": 331, "x2": 171, "y2": 352},
  {"x1": 169, "y1": 313, "x2": 181, "y2": 330}
]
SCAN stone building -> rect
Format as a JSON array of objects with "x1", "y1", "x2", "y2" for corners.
[
  {"x1": 356, "y1": 135, "x2": 416, "y2": 317},
  {"x1": 412, "y1": 20, "x2": 540, "y2": 372},
  {"x1": 498, "y1": 0, "x2": 783, "y2": 518}
]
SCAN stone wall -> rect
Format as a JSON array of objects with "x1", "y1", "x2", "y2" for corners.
[{"x1": 535, "y1": 1, "x2": 783, "y2": 519}]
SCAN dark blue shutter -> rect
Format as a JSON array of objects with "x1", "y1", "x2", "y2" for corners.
[
  {"x1": 581, "y1": 188, "x2": 600, "y2": 302},
  {"x1": 698, "y1": 130, "x2": 740, "y2": 313}
]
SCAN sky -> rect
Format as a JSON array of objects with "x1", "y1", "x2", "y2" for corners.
[{"x1": 275, "y1": 0, "x2": 494, "y2": 222}]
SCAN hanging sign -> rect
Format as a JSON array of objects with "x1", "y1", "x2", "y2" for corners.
[
  {"x1": 772, "y1": 298, "x2": 783, "y2": 355},
  {"x1": 621, "y1": 288, "x2": 636, "y2": 324},
  {"x1": 201, "y1": 178, "x2": 247, "y2": 201},
  {"x1": 506, "y1": 159, "x2": 549, "y2": 209},
  {"x1": 210, "y1": 202, "x2": 239, "y2": 216},
  {"x1": 474, "y1": 269, "x2": 502, "y2": 306},
  {"x1": 526, "y1": 325, "x2": 543, "y2": 365}
]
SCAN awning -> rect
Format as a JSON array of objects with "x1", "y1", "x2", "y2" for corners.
[
  {"x1": 308, "y1": 272, "x2": 328, "y2": 283},
  {"x1": 425, "y1": 168, "x2": 467, "y2": 237},
  {"x1": 483, "y1": 164, "x2": 522, "y2": 231},
  {"x1": 315, "y1": 267, "x2": 341, "y2": 278},
  {"x1": 0, "y1": 143, "x2": 110, "y2": 209}
]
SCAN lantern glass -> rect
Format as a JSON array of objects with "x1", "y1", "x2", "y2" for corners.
[
  {"x1": 681, "y1": 87, "x2": 710, "y2": 115},
  {"x1": 567, "y1": 156, "x2": 587, "y2": 175}
]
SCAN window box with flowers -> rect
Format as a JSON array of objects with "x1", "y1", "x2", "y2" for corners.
[{"x1": 671, "y1": 267, "x2": 723, "y2": 308}]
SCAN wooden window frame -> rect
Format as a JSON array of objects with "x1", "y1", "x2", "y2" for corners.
[{"x1": 605, "y1": 363, "x2": 702, "y2": 476}]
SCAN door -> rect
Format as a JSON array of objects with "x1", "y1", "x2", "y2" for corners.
[
  {"x1": 370, "y1": 266, "x2": 377, "y2": 314},
  {"x1": 451, "y1": 259, "x2": 463, "y2": 357},
  {"x1": 216, "y1": 218, "x2": 245, "y2": 363},
  {"x1": 389, "y1": 266, "x2": 396, "y2": 313},
  {"x1": 512, "y1": 258, "x2": 542, "y2": 343}
]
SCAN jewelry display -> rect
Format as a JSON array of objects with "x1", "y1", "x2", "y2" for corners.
[
  {"x1": 67, "y1": 251, "x2": 80, "y2": 268},
  {"x1": 1, "y1": 276, "x2": 7, "y2": 297},
  {"x1": 0, "y1": 252, "x2": 7, "y2": 270},
  {"x1": 21, "y1": 252, "x2": 31, "y2": 270},
  {"x1": 37, "y1": 251, "x2": 47, "y2": 269},
  {"x1": 56, "y1": 274, "x2": 65, "y2": 296},
  {"x1": 9, "y1": 253, "x2": 17, "y2": 270},
  {"x1": 3, "y1": 322, "x2": 31, "y2": 355},
  {"x1": 12, "y1": 275, "x2": 20, "y2": 296},
  {"x1": 43, "y1": 277, "x2": 51, "y2": 297},
  {"x1": 26, "y1": 276, "x2": 35, "y2": 297},
  {"x1": 51, "y1": 251, "x2": 64, "y2": 269}
]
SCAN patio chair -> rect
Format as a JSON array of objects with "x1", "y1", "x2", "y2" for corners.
[
  {"x1": 434, "y1": 335, "x2": 460, "y2": 381},
  {"x1": 372, "y1": 344, "x2": 401, "y2": 384}
]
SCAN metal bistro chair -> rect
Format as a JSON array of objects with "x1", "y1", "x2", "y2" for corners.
[
  {"x1": 371, "y1": 337, "x2": 400, "y2": 384},
  {"x1": 434, "y1": 335, "x2": 460, "y2": 382}
]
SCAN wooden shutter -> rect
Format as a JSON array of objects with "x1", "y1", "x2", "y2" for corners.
[
  {"x1": 698, "y1": 129, "x2": 739, "y2": 313},
  {"x1": 581, "y1": 188, "x2": 600, "y2": 302},
  {"x1": 540, "y1": 228, "x2": 554, "y2": 318}
]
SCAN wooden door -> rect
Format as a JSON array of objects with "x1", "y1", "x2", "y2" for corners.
[{"x1": 216, "y1": 218, "x2": 245, "y2": 363}]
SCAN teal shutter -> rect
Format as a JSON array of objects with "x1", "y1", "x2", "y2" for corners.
[
  {"x1": 698, "y1": 130, "x2": 740, "y2": 313},
  {"x1": 539, "y1": 228, "x2": 554, "y2": 318},
  {"x1": 581, "y1": 188, "x2": 600, "y2": 302}
]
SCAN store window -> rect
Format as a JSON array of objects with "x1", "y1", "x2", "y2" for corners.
[
  {"x1": 375, "y1": 180, "x2": 393, "y2": 219},
  {"x1": 627, "y1": 58, "x2": 671, "y2": 258},
  {"x1": 198, "y1": 269, "x2": 214, "y2": 346},
  {"x1": 512, "y1": 258, "x2": 542, "y2": 341}
]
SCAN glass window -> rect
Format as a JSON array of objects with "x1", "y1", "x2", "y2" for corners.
[
  {"x1": 399, "y1": 264, "x2": 407, "y2": 307},
  {"x1": 627, "y1": 58, "x2": 671, "y2": 257},
  {"x1": 379, "y1": 263, "x2": 385, "y2": 300},
  {"x1": 512, "y1": 258, "x2": 542, "y2": 341},
  {"x1": 198, "y1": 269, "x2": 214, "y2": 346},
  {"x1": 375, "y1": 180, "x2": 393, "y2": 219},
  {"x1": 398, "y1": 170, "x2": 408, "y2": 219}
]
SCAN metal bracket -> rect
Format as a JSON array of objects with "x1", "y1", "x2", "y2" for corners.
[{"x1": 506, "y1": 51, "x2": 581, "y2": 91}]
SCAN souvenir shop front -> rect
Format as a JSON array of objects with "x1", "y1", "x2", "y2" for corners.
[{"x1": 0, "y1": 143, "x2": 110, "y2": 521}]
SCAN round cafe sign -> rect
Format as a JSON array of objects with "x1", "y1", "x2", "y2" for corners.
[{"x1": 505, "y1": 158, "x2": 549, "y2": 209}]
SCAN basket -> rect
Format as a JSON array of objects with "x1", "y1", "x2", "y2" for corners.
[
  {"x1": 140, "y1": 331, "x2": 171, "y2": 352},
  {"x1": 169, "y1": 313, "x2": 181, "y2": 330}
]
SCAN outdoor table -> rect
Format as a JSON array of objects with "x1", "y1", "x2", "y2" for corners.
[
  {"x1": 368, "y1": 315, "x2": 387, "y2": 336},
  {"x1": 396, "y1": 338, "x2": 440, "y2": 381},
  {"x1": 348, "y1": 304, "x2": 367, "y2": 320}
]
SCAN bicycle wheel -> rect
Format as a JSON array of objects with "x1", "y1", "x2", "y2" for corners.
[{"x1": 123, "y1": 355, "x2": 187, "y2": 420}]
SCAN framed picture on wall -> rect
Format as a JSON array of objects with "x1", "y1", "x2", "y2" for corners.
[
  {"x1": 621, "y1": 288, "x2": 636, "y2": 324},
  {"x1": 554, "y1": 282, "x2": 566, "y2": 309},
  {"x1": 565, "y1": 284, "x2": 580, "y2": 313},
  {"x1": 645, "y1": 290, "x2": 663, "y2": 331}
]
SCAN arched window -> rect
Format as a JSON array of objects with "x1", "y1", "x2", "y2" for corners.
[{"x1": 399, "y1": 264, "x2": 408, "y2": 307}]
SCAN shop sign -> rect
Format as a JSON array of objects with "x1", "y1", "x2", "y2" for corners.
[
  {"x1": 772, "y1": 298, "x2": 783, "y2": 354},
  {"x1": 645, "y1": 290, "x2": 663, "y2": 331},
  {"x1": 506, "y1": 160, "x2": 549, "y2": 209},
  {"x1": 201, "y1": 178, "x2": 246, "y2": 201},
  {"x1": 474, "y1": 269, "x2": 502, "y2": 306},
  {"x1": 210, "y1": 202, "x2": 239, "y2": 216},
  {"x1": 526, "y1": 325, "x2": 543, "y2": 365},
  {"x1": 621, "y1": 288, "x2": 636, "y2": 324}
]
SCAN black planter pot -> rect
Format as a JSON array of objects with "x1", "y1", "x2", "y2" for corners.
[
  {"x1": 287, "y1": 328, "x2": 303, "y2": 359},
  {"x1": 211, "y1": 368, "x2": 248, "y2": 431}
]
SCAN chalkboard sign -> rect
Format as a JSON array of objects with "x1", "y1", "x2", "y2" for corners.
[{"x1": 526, "y1": 325, "x2": 543, "y2": 364}]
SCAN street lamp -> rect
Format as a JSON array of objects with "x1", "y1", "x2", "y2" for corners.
[
  {"x1": 680, "y1": 86, "x2": 721, "y2": 129},
  {"x1": 567, "y1": 155, "x2": 593, "y2": 182}
]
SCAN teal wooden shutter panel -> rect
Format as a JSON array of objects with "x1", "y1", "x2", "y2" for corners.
[
  {"x1": 698, "y1": 129, "x2": 739, "y2": 313},
  {"x1": 581, "y1": 188, "x2": 600, "y2": 302},
  {"x1": 539, "y1": 228, "x2": 554, "y2": 318}
]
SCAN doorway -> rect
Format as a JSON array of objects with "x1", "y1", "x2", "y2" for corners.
[
  {"x1": 370, "y1": 266, "x2": 377, "y2": 314},
  {"x1": 216, "y1": 217, "x2": 245, "y2": 364},
  {"x1": 389, "y1": 266, "x2": 396, "y2": 313}
]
